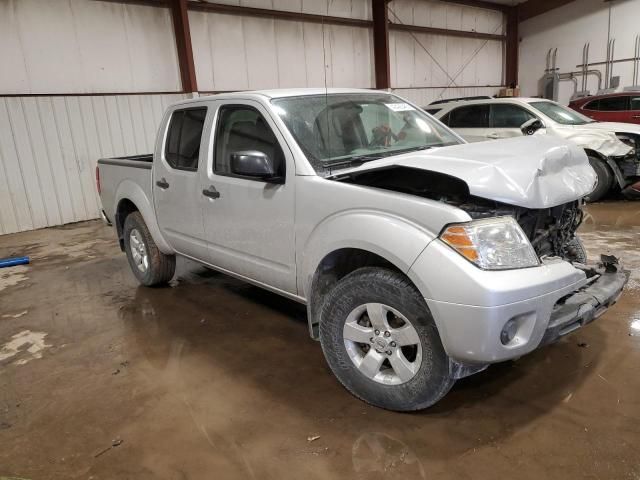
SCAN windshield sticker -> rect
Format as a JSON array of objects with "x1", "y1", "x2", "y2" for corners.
[{"x1": 385, "y1": 103, "x2": 415, "y2": 112}]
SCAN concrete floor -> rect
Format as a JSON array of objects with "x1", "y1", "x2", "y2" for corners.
[{"x1": 0, "y1": 202, "x2": 639, "y2": 480}]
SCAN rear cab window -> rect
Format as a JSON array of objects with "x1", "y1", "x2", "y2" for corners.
[{"x1": 165, "y1": 107, "x2": 207, "y2": 171}]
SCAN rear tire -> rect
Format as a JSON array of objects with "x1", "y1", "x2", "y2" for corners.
[
  {"x1": 123, "y1": 212, "x2": 175, "y2": 286},
  {"x1": 319, "y1": 267, "x2": 455, "y2": 411},
  {"x1": 585, "y1": 156, "x2": 613, "y2": 202}
]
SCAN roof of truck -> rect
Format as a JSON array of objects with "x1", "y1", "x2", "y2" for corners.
[{"x1": 170, "y1": 88, "x2": 393, "y2": 107}]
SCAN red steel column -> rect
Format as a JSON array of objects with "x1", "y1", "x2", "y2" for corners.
[
  {"x1": 505, "y1": 5, "x2": 519, "y2": 87},
  {"x1": 372, "y1": 0, "x2": 391, "y2": 90},
  {"x1": 170, "y1": 0, "x2": 198, "y2": 93}
]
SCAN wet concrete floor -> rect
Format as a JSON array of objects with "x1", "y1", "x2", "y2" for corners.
[{"x1": 0, "y1": 201, "x2": 639, "y2": 479}]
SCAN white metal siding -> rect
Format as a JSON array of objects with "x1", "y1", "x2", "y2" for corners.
[
  {"x1": 389, "y1": 0, "x2": 504, "y2": 97},
  {"x1": 0, "y1": 94, "x2": 186, "y2": 235},
  {"x1": 0, "y1": 0, "x2": 181, "y2": 94},
  {"x1": 519, "y1": 0, "x2": 640, "y2": 104},
  {"x1": 190, "y1": 12, "x2": 374, "y2": 91}
]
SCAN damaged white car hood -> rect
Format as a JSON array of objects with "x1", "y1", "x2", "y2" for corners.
[
  {"x1": 335, "y1": 136, "x2": 596, "y2": 209},
  {"x1": 548, "y1": 124, "x2": 632, "y2": 157}
]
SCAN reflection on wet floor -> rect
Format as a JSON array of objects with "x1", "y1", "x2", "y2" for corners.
[{"x1": 0, "y1": 202, "x2": 638, "y2": 479}]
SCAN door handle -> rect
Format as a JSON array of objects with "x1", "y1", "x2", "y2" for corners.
[
  {"x1": 487, "y1": 132, "x2": 500, "y2": 139},
  {"x1": 156, "y1": 178, "x2": 169, "y2": 189},
  {"x1": 202, "y1": 185, "x2": 220, "y2": 199},
  {"x1": 633, "y1": 115, "x2": 640, "y2": 119}
]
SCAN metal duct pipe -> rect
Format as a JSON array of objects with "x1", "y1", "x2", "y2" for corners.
[{"x1": 559, "y1": 70, "x2": 603, "y2": 92}]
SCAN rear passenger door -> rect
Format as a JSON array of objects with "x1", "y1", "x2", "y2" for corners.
[
  {"x1": 441, "y1": 104, "x2": 490, "y2": 142},
  {"x1": 489, "y1": 103, "x2": 537, "y2": 139},
  {"x1": 154, "y1": 106, "x2": 209, "y2": 259},
  {"x1": 201, "y1": 101, "x2": 296, "y2": 294}
]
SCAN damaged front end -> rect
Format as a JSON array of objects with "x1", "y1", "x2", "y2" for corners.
[
  {"x1": 337, "y1": 164, "x2": 630, "y2": 360},
  {"x1": 336, "y1": 165, "x2": 587, "y2": 263},
  {"x1": 540, "y1": 255, "x2": 628, "y2": 346},
  {"x1": 446, "y1": 197, "x2": 585, "y2": 262}
]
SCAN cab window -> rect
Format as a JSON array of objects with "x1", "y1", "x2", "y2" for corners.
[
  {"x1": 165, "y1": 107, "x2": 207, "y2": 171},
  {"x1": 214, "y1": 106, "x2": 285, "y2": 179}
]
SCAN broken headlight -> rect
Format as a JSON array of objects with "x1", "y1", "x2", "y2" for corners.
[{"x1": 440, "y1": 216, "x2": 539, "y2": 270}]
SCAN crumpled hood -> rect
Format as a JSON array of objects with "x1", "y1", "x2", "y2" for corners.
[
  {"x1": 550, "y1": 124, "x2": 633, "y2": 157},
  {"x1": 334, "y1": 136, "x2": 596, "y2": 209}
]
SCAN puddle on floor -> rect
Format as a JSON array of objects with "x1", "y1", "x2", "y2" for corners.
[{"x1": 0, "y1": 330, "x2": 51, "y2": 365}]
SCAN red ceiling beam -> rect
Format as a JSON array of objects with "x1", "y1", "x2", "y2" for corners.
[
  {"x1": 518, "y1": 0, "x2": 576, "y2": 22},
  {"x1": 438, "y1": 0, "x2": 509, "y2": 13},
  {"x1": 390, "y1": 22, "x2": 505, "y2": 42},
  {"x1": 187, "y1": 1, "x2": 372, "y2": 28},
  {"x1": 372, "y1": 0, "x2": 391, "y2": 90},
  {"x1": 170, "y1": 0, "x2": 198, "y2": 93}
]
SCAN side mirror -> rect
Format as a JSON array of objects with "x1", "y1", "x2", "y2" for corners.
[
  {"x1": 230, "y1": 151, "x2": 282, "y2": 182},
  {"x1": 521, "y1": 118, "x2": 543, "y2": 136}
]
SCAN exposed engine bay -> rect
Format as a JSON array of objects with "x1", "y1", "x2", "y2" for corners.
[{"x1": 335, "y1": 166, "x2": 585, "y2": 261}]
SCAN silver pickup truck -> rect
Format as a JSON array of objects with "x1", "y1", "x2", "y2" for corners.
[{"x1": 97, "y1": 88, "x2": 628, "y2": 411}]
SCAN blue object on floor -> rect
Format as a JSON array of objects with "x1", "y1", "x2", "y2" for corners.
[{"x1": 0, "y1": 256, "x2": 30, "y2": 268}]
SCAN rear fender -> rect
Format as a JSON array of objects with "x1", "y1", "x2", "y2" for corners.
[{"x1": 114, "y1": 180, "x2": 173, "y2": 254}]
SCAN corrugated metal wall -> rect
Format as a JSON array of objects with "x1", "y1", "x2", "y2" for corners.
[
  {"x1": 0, "y1": 0, "x2": 181, "y2": 94},
  {"x1": 190, "y1": 14, "x2": 374, "y2": 90},
  {"x1": 0, "y1": 94, "x2": 186, "y2": 235},
  {"x1": 190, "y1": 0, "x2": 374, "y2": 90},
  {"x1": 389, "y1": 0, "x2": 504, "y2": 94},
  {"x1": 0, "y1": 0, "x2": 505, "y2": 235}
]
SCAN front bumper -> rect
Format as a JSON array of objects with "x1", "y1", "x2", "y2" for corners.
[
  {"x1": 538, "y1": 257, "x2": 628, "y2": 346},
  {"x1": 410, "y1": 240, "x2": 628, "y2": 366}
]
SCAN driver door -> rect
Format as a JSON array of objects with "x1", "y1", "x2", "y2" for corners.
[{"x1": 201, "y1": 101, "x2": 297, "y2": 294}]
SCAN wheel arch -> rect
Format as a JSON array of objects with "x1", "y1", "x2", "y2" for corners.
[
  {"x1": 113, "y1": 180, "x2": 173, "y2": 254},
  {"x1": 305, "y1": 248, "x2": 411, "y2": 340},
  {"x1": 300, "y1": 211, "x2": 439, "y2": 339},
  {"x1": 584, "y1": 148, "x2": 625, "y2": 188}
]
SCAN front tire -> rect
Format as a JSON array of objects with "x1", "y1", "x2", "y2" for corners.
[
  {"x1": 123, "y1": 212, "x2": 175, "y2": 286},
  {"x1": 319, "y1": 267, "x2": 454, "y2": 411},
  {"x1": 585, "y1": 156, "x2": 613, "y2": 202},
  {"x1": 564, "y1": 236, "x2": 588, "y2": 264}
]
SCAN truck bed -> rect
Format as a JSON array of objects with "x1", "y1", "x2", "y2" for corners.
[
  {"x1": 97, "y1": 154, "x2": 153, "y2": 225},
  {"x1": 98, "y1": 154, "x2": 153, "y2": 168}
]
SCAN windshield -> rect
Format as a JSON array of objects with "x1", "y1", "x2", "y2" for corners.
[
  {"x1": 529, "y1": 101, "x2": 594, "y2": 125},
  {"x1": 271, "y1": 93, "x2": 461, "y2": 172}
]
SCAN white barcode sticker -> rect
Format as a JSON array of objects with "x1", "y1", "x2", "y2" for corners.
[{"x1": 385, "y1": 103, "x2": 415, "y2": 112}]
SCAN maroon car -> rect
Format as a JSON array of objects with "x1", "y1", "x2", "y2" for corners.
[{"x1": 569, "y1": 92, "x2": 640, "y2": 124}]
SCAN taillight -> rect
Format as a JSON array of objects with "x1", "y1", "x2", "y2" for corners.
[{"x1": 96, "y1": 166, "x2": 101, "y2": 195}]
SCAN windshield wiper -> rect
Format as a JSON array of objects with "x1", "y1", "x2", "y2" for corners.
[
  {"x1": 325, "y1": 154, "x2": 383, "y2": 169},
  {"x1": 394, "y1": 145, "x2": 435, "y2": 154}
]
